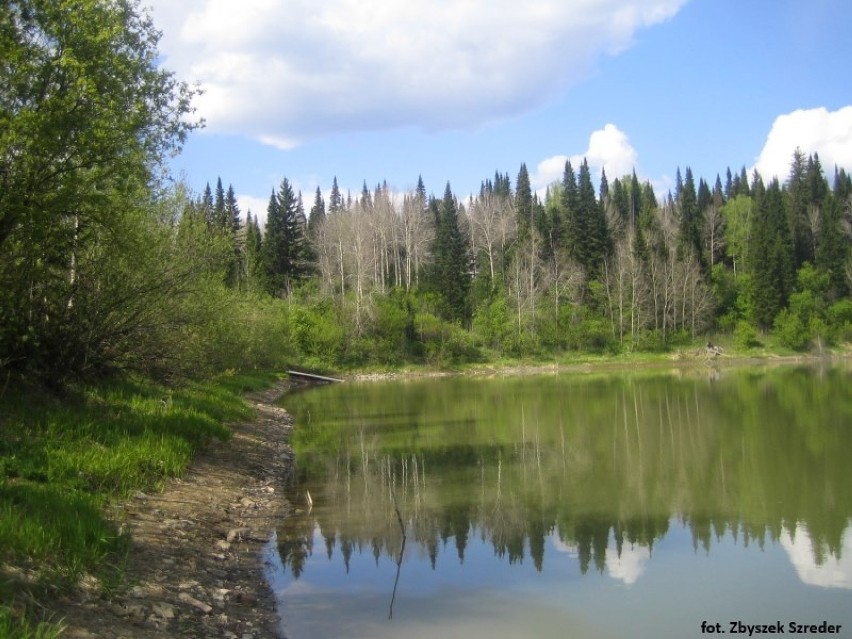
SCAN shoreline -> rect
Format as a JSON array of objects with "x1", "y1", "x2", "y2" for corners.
[
  {"x1": 347, "y1": 349, "x2": 852, "y2": 381},
  {"x1": 49, "y1": 380, "x2": 295, "y2": 639}
]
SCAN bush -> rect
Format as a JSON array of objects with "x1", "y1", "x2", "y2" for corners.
[
  {"x1": 734, "y1": 320, "x2": 762, "y2": 350},
  {"x1": 774, "y1": 309, "x2": 809, "y2": 350}
]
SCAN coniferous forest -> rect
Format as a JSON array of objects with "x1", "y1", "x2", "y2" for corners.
[{"x1": 2, "y1": 1, "x2": 852, "y2": 385}]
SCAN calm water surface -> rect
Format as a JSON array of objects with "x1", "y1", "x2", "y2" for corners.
[{"x1": 268, "y1": 364, "x2": 852, "y2": 638}]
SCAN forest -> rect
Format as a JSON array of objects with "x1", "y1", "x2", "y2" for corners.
[{"x1": 2, "y1": 0, "x2": 852, "y2": 385}]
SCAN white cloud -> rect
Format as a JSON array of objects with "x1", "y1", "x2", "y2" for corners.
[
  {"x1": 145, "y1": 0, "x2": 686, "y2": 146},
  {"x1": 606, "y1": 544, "x2": 650, "y2": 585},
  {"x1": 531, "y1": 123, "x2": 639, "y2": 193},
  {"x1": 780, "y1": 524, "x2": 852, "y2": 589},
  {"x1": 754, "y1": 106, "x2": 852, "y2": 182},
  {"x1": 237, "y1": 193, "x2": 272, "y2": 227}
]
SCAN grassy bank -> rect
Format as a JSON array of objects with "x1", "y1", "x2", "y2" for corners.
[{"x1": 0, "y1": 371, "x2": 281, "y2": 638}]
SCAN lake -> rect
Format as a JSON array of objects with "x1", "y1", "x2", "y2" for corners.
[{"x1": 267, "y1": 363, "x2": 852, "y2": 638}]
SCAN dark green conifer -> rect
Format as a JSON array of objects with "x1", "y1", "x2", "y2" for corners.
[
  {"x1": 750, "y1": 178, "x2": 794, "y2": 329},
  {"x1": 431, "y1": 183, "x2": 471, "y2": 323},
  {"x1": 308, "y1": 186, "x2": 326, "y2": 239}
]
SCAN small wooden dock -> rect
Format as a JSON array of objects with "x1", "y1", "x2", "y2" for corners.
[{"x1": 287, "y1": 370, "x2": 344, "y2": 383}]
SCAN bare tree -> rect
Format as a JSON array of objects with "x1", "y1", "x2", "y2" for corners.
[
  {"x1": 468, "y1": 191, "x2": 516, "y2": 284},
  {"x1": 703, "y1": 201, "x2": 726, "y2": 269},
  {"x1": 400, "y1": 193, "x2": 434, "y2": 290},
  {"x1": 605, "y1": 229, "x2": 650, "y2": 345}
]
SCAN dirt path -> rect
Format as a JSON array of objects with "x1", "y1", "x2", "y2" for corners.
[{"x1": 52, "y1": 380, "x2": 296, "y2": 639}]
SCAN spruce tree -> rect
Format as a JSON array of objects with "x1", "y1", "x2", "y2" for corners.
[
  {"x1": 201, "y1": 183, "x2": 214, "y2": 229},
  {"x1": 515, "y1": 163, "x2": 533, "y2": 239},
  {"x1": 308, "y1": 186, "x2": 326, "y2": 239},
  {"x1": 563, "y1": 159, "x2": 610, "y2": 277},
  {"x1": 214, "y1": 177, "x2": 227, "y2": 230},
  {"x1": 329, "y1": 177, "x2": 343, "y2": 214},
  {"x1": 678, "y1": 167, "x2": 702, "y2": 262},
  {"x1": 223, "y1": 185, "x2": 242, "y2": 288},
  {"x1": 431, "y1": 183, "x2": 470, "y2": 323},
  {"x1": 786, "y1": 148, "x2": 811, "y2": 268},
  {"x1": 261, "y1": 178, "x2": 312, "y2": 296},
  {"x1": 750, "y1": 179, "x2": 794, "y2": 329},
  {"x1": 244, "y1": 211, "x2": 263, "y2": 288},
  {"x1": 815, "y1": 193, "x2": 849, "y2": 298}
]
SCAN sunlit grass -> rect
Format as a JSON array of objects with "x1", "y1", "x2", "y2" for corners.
[
  {"x1": 0, "y1": 370, "x2": 281, "y2": 633},
  {"x1": 0, "y1": 606, "x2": 64, "y2": 639}
]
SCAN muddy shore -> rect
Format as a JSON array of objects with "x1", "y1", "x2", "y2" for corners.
[{"x1": 51, "y1": 380, "x2": 296, "y2": 639}]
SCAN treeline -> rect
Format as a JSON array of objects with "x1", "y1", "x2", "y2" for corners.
[
  {"x1": 2, "y1": 1, "x2": 851, "y2": 383},
  {"x1": 203, "y1": 150, "x2": 852, "y2": 369}
]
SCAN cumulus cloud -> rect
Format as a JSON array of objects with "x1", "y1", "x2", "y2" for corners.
[
  {"x1": 780, "y1": 524, "x2": 852, "y2": 589},
  {"x1": 754, "y1": 106, "x2": 852, "y2": 182},
  {"x1": 606, "y1": 544, "x2": 650, "y2": 585},
  {"x1": 237, "y1": 193, "x2": 273, "y2": 227},
  {"x1": 146, "y1": 0, "x2": 685, "y2": 146},
  {"x1": 531, "y1": 123, "x2": 639, "y2": 192}
]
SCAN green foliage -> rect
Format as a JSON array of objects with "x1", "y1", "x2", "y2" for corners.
[
  {"x1": 0, "y1": 372, "x2": 265, "y2": 632},
  {"x1": 0, "y1": 0, "x2": 199, "y2": 380},
  {"x1": 472, "y1": 292, "x2": 512, "y2": 352},
  {"x1": 261, "y1": 178, "x2": 313, "y2": 297},
  {"x1": 0, "y1": 607, "x2": 64, "y2": 639},
  {"x1": 827, "y1": 299, "x2": 852, "y2": 343},
  {"x1": 772, "y1": 263, "x2": 834, "y2": 351},
  {"x1": 428, "y1": 185, "x2": 471, "y2": 324},
  {"x1": 289, "y1": 301, "x2": 345, "y2": 367},
  {"x1": 750, "y1": 180, "x2": 794, "y2": 329},
  {"x1": 734, "y1": 320, "x2": 762, "y2": 350}
]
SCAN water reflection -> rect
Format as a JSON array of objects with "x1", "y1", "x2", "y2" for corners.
[
  {"x1": 273, "y1": 364, "x2": 852, "y2": 636},
  {"x1": 780, "y1": 525, "x2": 852, "y2": 589}
]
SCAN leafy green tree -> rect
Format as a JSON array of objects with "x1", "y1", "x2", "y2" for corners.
[
  {"x1": 721, "y1": 194, "x2": 752, "y2": 277},
  {"x1": 0, "y1": 0, "x2": 198, "y2": 376}
]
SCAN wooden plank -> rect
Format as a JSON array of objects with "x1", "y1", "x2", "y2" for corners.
[{"x1": 287, "y1": 370, "x2": 344, "y2": 383}]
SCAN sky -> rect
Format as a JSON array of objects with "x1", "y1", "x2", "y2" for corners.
[{"x1": 147, "y1": 0, "x2": 852, "y2": 224}]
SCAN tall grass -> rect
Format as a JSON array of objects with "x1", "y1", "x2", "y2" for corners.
[{"x1": 0, "y1": 370, "x2": 281, "y2": 634}]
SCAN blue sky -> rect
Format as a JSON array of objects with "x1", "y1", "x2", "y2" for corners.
[{"x1": 149, "y1": 0, "x2": 852, "y2": 223}]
